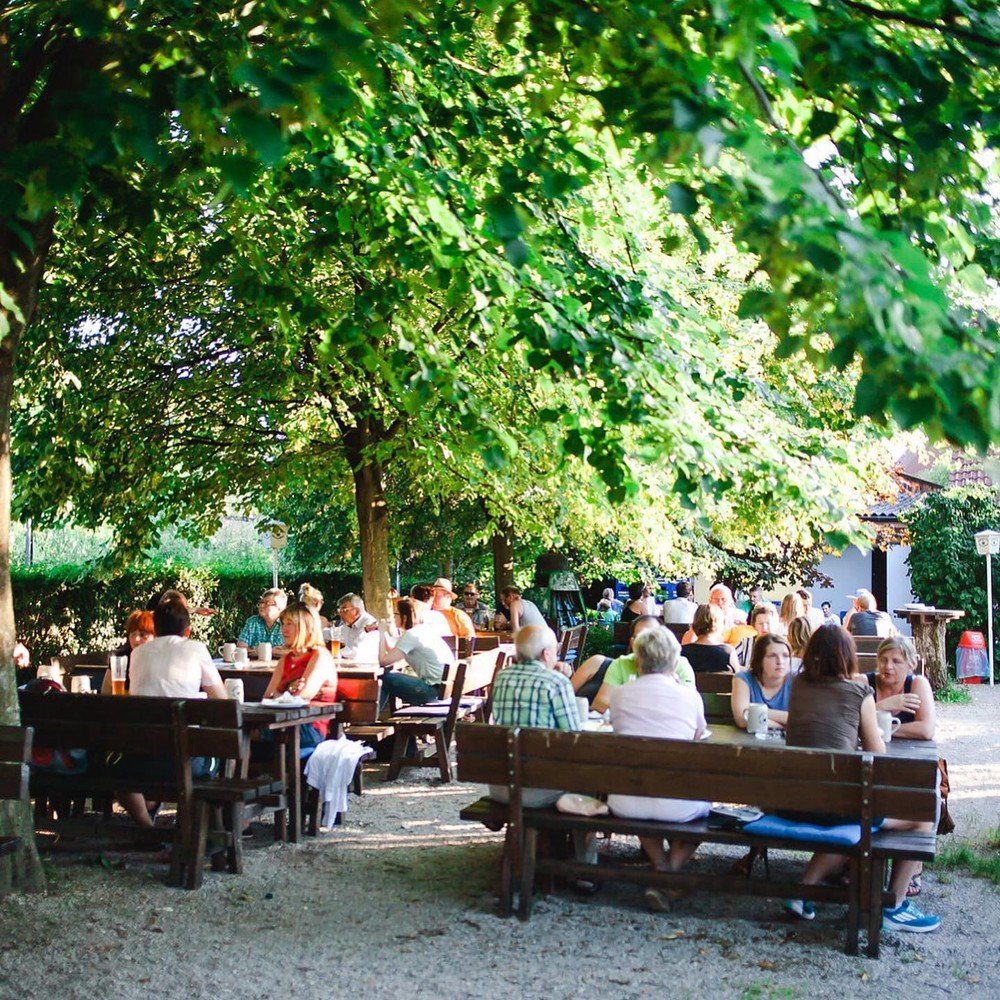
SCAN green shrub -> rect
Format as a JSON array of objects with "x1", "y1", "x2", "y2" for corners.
[
  {"x1": 581, "y1": 623, "x2": 616, "y2": 660},
  {"x1": 904, "y1": 487, "x2": 1000, "y2": 675},
  {"x1": 13, "y1": 563, "x2": 361, "y2": 662}
]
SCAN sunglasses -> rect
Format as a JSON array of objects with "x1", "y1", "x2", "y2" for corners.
[{"x1": 464, "y1": 592, "x2": 477, "y2": 596}]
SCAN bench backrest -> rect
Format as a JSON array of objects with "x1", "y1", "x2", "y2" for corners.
[
  {"x1": 664, "y1": 622, "x2": 688, "y2": 643},
  {"x1": 612, "y1": 621, "x2": 631, "y2": 648},
  {"x1": 338, "y1": 675, "x2": 381, "y2": 725},
  {"x1": 456, "y1": 724, "x2": 938, "y2": 823},
  {"x1": 694, "y1": 672, "x2": 733, "y2": 694},
  {"x1": 0, "y1": 725, "x2": 32, "y2": 803},
  {"x1": 18, "y1": 692, "x2": 244, "y2": 761}
]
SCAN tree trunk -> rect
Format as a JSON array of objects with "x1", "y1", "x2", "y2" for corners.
[
  {"x1": 0, "y1": 216, "x2": 53, "y2": 891},
  {"x1": 343, "y1": 418, "x2": 393, "y2": 621},
  {"x1": 491, "y1": 526, "x2": 515, "y2": 608}
]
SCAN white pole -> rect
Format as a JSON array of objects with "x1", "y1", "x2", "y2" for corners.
[
  {"x1": 988, "y1": 550, "x2": 995, "y2": 687},
  {"x1": 272, "y1": 548, "x2": 279, "y2": 590}
]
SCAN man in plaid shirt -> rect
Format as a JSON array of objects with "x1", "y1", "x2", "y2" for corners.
[{"x1": 489, "y1": 625, "x2": 597, "y2": 878}]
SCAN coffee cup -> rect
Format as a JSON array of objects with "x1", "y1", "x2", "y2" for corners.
[
  {"x1": 233, "y1": 646, "x2": 249, "y2": 664},
  {"x1": 219, "y1": 642, "x2": 236, "y2": 662},
  {"x1": 256, "y1": 642, "x2": 272, "y2": 663},
  {"x1": 576, "y1": 697, "x2": 590, "y2": 724},
  {"x1": 876, "y1": 710, "x2": 901, "y2": 743},
  {"x1": 70, "y1": 675, "x2": 92, "y2": 694},
  {"x1": 224, "y1": 678, "x2": 245, "y2": 703},
  {"x1": 743, "y1": 703, "x2": 769, "y2": 736}
]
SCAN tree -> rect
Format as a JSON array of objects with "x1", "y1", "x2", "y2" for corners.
[{"x1": 3, "y1": 0, "x2": 999, "y2": 887}]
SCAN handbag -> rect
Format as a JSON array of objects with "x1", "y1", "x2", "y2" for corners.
[{"x1": 937, "y1": 758, "x2": 955, "y2": 835}]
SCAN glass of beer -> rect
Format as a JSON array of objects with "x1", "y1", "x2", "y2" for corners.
[
  {"x1": 329, "y1": 625, "x2": 342, "y2": 661},
  {"x1": 110, "y1": 655, "x2": 128, "y2": 695}
]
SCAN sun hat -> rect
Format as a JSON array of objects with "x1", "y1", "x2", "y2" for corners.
[{"x1": 432, "y1": 577, "x2": 457, "y2": 598}]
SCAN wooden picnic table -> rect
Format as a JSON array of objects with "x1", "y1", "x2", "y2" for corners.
[{"x1": 241, "y1": 701, "x2": 342, "y2": 844}]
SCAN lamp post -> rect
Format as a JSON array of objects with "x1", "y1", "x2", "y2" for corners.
[{"x1": 974, "y1": 529, "x2": 1000, "y2": 687}]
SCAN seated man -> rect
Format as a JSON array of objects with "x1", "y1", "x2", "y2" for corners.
[
  {"x1": 846, "y1": 592, "x2": 895, "y2": 637},
  {"x1": 458, "y1": 583, "x2": 495, "y2": 630},
  {"x1": 335, "y1": 593, "x2": 378, "y2": 658},
  {"x1": 120, "y1": 595, "x2": 227, "y2": 827},
  {"x1": 237, "y1": 588, "x2": 287, "y2": 652},
  {"x1": 489, "y1": 625, "x2": 597, "y2": 870},
  {"x1": 660, "y1": 581, "x2": 698, "y2": 625},
  {"x1": 580, "y1": 617, "x2": 695, "y2": 713},
  {"x1": 431, "y1": 577, "x2": 475, "y2": 638}
]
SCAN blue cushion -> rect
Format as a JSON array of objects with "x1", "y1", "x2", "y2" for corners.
[{"x1": 742, "y1": 814, "x2": 881, "y2": 847}]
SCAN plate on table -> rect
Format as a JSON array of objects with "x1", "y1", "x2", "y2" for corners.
[{"x1": 260, "y1": 694, "x2": 307, "y2": 708}]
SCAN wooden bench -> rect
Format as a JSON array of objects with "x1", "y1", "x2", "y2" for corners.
[
  {"x1": 456, "y1": 724, "x2": 938, "y2": 957},
  {"x1": 557, "y1": 625, "x2": 588, "y2": 667},
  {"x1": 384, "y1": 661, "x2": 472, "y2": 782},
  {"x1": 18, "y1": 692, "x2": 282, "y2": 888},
  {"x1": 0, "y1": 725, "x2": 32, "y2": 858}
]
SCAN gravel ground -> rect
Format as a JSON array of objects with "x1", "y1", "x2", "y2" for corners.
[{"x1": 2, "y1": 687, "x2": 999, "y2": 1000}]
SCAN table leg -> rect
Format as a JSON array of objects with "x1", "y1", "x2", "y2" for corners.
[
  {"x1": 273, "y1": 734, "x2": 288, "y2": 843},
  {"x1": 286, "y1": 726, "x2": 302, "y2": 843}
]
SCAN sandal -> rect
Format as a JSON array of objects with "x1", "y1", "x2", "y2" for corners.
[{"x1": 907, "y1": 873, "x2": 922, "y2": 898}]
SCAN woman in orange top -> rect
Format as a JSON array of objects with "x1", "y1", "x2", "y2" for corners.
[{"x1": 263, "y1": 602, "x2": 338, "y2": 741}]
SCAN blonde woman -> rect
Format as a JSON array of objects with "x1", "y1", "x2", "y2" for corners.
[
  {"x1": 298, "y1": 582, "x2": 331, "y2": 629},
  {"x1": 786, "y1": 616, "x2": 814, "y2": 672},
  {"x1": 263, "y1": 602, "x2": 339, "y2": 745},
  {"x1": 778, "y1": 592, "x2": 806, "y2": 635}
]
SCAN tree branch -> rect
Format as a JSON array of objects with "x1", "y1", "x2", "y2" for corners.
[{"x1": 836, "y1": 0, "x2": 1000, "y2": 49}]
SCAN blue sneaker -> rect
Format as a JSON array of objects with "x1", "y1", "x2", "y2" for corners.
[
  {"x1": 784, "y1": 898, "x2": 815, "y2": 921},
  {"x1": 882, "y1": 899, "x2": 941, "y2": 933}
]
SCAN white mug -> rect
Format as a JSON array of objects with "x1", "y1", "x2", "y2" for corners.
[
  {"x1": 233, "y1": 647, "x2": 249, "y2": 664},
  {"x1": 219, "y1": 642, "x2": 236, "y2": 662},
  {"x1": 576, "y1": 697, "x2": 590, "y2": 724},
  {"x1": 256, "y1": 642, "x2": 272, "y2": 663},
  {"x1": 876, "y1": 710, "x2": 901, "y2": 743},
  {"x1": 224, "y1": 678, "x2": 245, "y2": 703},
  {"x1": 744, "y1": 703, "x2": 769, "y2": 736},
  {"x1": 70, "y1": 675, "x2": 92, "y2": 694}
]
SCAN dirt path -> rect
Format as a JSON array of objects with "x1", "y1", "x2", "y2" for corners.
[{"x1": 2, "y1": 691, "x2": 999, "y2": 1000}]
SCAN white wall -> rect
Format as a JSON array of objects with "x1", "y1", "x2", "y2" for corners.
[{"x1": 815, "y1": 544, "x2": 914, "y2": 636}]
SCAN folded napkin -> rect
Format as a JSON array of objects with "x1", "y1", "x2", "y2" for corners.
[{"x1": 261, "y1": 692, "x2": 307, "y2": 707}]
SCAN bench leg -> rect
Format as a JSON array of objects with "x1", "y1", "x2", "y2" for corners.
[
  {"x1": 226, "y1": 803, "x2": 244, "y2": 875},
  {"x1": 498, "y1": 831, "x2": 515, "y2": 918},
  {"x1": 434, "y1": 729, "x2": 453, "y2": 783},
  {"x1": 386, "y1": 731, "x2": 407, "y2": 782},
  {"x1": 352, "y1": 761, "x2": 364, "y2": 797},
  {"x1": 186, "y1": 801, "x2": 210, "y2": 890},
  {"x1": 517, "y1": 828, "x2": 538, "y2": 921},
  {"x1": 210, "y1": 805, "x2": 228, "y2": 872},
  {"x1": 845, "y1": 857, "x2": 860, "y2": 956},
  {"x1": 866, "y1": 858, "x2": 886, "y2": 958}
]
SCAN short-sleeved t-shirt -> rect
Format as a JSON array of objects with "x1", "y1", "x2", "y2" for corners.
[
  {"x1": 734, "y1": 670, "x2": 792, "y2": 712},
  {"x1": 394, "y1": 624, "x2": 455, "y2": 684},
  {"x1": 129, "y1": 635, "x2": 223, "y2": 698},
  {"x1": 603, "y1": 652, "x2": 695, "y2": 689}
]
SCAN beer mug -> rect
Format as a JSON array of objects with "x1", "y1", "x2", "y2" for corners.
[
  {"x1": 743, "y1": 702, "x2": 769, "y2": 736},
  {"x1": 576, "y1": 697, "x2": 590, "y2": 725},
  {"x1": 224, "y1": 679, "x2": 245, "y2": 703},
  {"x1": 256, "y1": 642, "x2": 272, "y2": 663},
  {"x1": 219, "y1": 642, "x2": 236, "y2": 662},
  {"x1": 234, "y1": 647, "x2": 249, "y2": 664},
  {"x1": 876, "y1": 710, "x2": 901, "y2": 743},
  {"x1": 70, "y1": 675, "x2": 92, "y2": 694}
]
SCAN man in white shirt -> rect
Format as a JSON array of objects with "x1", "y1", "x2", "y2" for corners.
[
  {"x1": 797, "y1": 588, "x2": 827, "y2": 630},
  {"x1": 335, "y1": 593, "x2": 379, "y2": 658},
  {"x1": 120, "y1": 596, "x2": 226, "y2": 828},
  {"x1": 661, "y1": 581, "x2": 698, "y2": 625}
]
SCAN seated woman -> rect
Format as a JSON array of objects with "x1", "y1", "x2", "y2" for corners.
[
  {"x1": 262, "y1": 601, "x2": 338, "y2": 752},
  {"x1": 608, "y1": 627, "x2": 709, "y2": 912},
  {"x1": 731, "y1": 633, "x2": 793, "y2": 730},
  {"x1": 378, "y1": 597, "x2": 457, "y2": 713},
  {"x1": 778, "y1": 592, "x2": 806, "y2": 635},
  {"x1": 783, "y1": 625, "x2": 939, "y2": 932},
  {"x1": 619, "y1": 582, "x2": 648, "y2": 624},
  {"x1": 101, "y1": 609, "x2": 155, "y2": 694},
  {"x1": 681, "y1": 603, "x2": 738, "y2": 673},
  {"x1": 786, "y1": 615, "x2": 814, "y2": 673},
  {"x1": 865, "y1": 637, "x2": 935, "y2": 741}
]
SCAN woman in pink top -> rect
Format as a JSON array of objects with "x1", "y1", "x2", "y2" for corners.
[{"x1": 608, "y1": 626, "x2": 709, "y2": 911}]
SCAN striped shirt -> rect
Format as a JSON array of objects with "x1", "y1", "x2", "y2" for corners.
[{"x1": 491, "y1": 659, "x2": 581, "y2": 731}]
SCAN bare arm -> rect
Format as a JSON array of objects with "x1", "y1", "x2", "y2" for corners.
[
  {"x1": 891, "y1": 675, "x2": 936, "y2": 740},
  {"x1": 858, "y1": 694, "x2": 886, "y2": 753},
  {"x1": 508, "y1": 599, "x2": 523, "y2": 632},
  {"x1": 731, "y1": 675, "x2": 750, "y2": 728},
  {"x1": 570, "y1": 655, "x2": 606, "y2": 693},
  {"x1": 262, "y1": 657, "x2": 287, "y2": 700},
  {"x1": 591, "y1": 681, "x2": 614, "y2": 715},
  {"x1": 287, "y1": 649, "x2": 336, "y2": 700},
  {"x1": 379, "y1": 632, "x2": 406, "y2": 667}
]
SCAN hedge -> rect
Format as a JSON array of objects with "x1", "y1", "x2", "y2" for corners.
[{"x1": 13, "y1": 564, "x2": 362, "y2": 663}]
